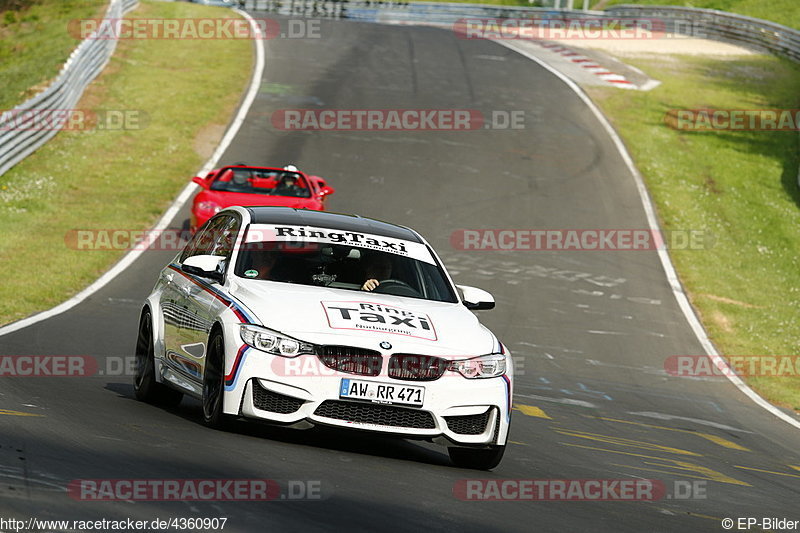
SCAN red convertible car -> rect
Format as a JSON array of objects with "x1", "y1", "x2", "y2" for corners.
[{"x1": 190, "y1": 164, "x2": 335, "y2": 232}]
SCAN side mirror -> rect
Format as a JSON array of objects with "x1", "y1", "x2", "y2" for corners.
[
  {"x1": 192, "y1": 176, "x2": 209, "y2": 189},
  {"x1": 182, "y1": 254, "x2": 226, "y2": 283},
  {"x1": 318, "y1": 186, "x2": 335, "y2": 197},
  {"x1": 457, "y1": 285, "x2": 495, "y2": 311}
]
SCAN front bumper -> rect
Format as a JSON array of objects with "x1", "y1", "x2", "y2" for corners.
[{"x1": 223, "y1": 347, "x2": 512, "y2": 447}]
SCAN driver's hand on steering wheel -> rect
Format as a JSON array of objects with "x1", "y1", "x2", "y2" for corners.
[{"x1": 361, "y1": 279, "x2": 380, "y2": 291}]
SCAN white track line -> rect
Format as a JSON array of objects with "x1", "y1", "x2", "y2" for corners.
[
  {"x1": 497, "y1": 39, "x2": 800, "y2": 431},
  {"x1": 0, "y1": 8, "x2": 265, "y2": 339},
  {"x1": 4, "y1": 16, "x2": 797, "y2": 433}
]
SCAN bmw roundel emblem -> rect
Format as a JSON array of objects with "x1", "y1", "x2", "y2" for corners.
[{"x1": 379, "y1": 341, "x2": 392, "y2": 350}]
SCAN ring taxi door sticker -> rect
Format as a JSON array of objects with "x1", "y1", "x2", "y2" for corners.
[
  {"x1": 244, "y1": 224, "x2": 436, "y2": 264},
  {"x1": 321, "y1": 301, "x2": 438, "y2": 341}
]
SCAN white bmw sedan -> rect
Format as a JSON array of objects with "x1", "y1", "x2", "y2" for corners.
[{"x1": 135, "y1": 206, "x2": 512, "y2": 469}]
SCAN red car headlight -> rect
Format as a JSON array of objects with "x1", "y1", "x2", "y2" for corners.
[{"x1": 196, "y1": 201, "x2": 221, "y2": 214}]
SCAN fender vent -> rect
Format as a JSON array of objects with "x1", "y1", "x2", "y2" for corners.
[
  {"x1": 444, "y1": 409, "x2": 492, "y2": 435},
  {"x1": 252, "y1": 380, "x2": 305, "y2": 414}
]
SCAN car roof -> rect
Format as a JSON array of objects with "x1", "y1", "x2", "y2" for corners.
[{"x1": 244, "y1": 207, "x2": 424, "y2": 243}]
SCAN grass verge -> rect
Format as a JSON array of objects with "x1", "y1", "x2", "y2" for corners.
[
  {"x1": 0, "y1": 0, "x2": 252, "y2": 324},
  {"x1": 0, "y1": 0, "x2": 109, "y2": 109},
  {"x1": 585, "y1": 53, "x2": 800, "y2": 411}
]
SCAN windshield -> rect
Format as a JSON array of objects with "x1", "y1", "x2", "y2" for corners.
[
  {"x1": 234, "y1": 239, "x2": 457, "y2": 303},
  {"x1": 210, "y1": 168, "x2": 311, "y2": 198}
]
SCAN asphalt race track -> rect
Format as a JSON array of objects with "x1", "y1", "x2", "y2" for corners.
[{"x1": 1, "y1": 14, "x2": 799, "y2": 533}]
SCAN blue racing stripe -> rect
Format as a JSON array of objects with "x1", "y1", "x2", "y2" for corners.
[{"x1": 169, "y1": 264, "x2": 259, "y2": 325}]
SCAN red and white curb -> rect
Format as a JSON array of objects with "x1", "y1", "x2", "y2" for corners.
[
  {"x1": 383, "y1": 19, "x2": 651, "y2": 90},
  {"x1": 534, "y1": 41, "x2": 635, "y2": 89}
]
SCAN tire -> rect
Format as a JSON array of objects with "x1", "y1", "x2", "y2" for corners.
[
  {"x1": 448, "y1": 445, "x2": 506, "y2": 470},
  {"x1": 133, "y1": 310, "x2": 183, "y2": 407},
  {"x1": 202, "y1": 332, "x2": 231, "y2": 429}
]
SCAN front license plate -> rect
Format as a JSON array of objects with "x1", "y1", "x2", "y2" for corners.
[{"x1": 339, "y1": 378, "x2": 425, "y2": 407}]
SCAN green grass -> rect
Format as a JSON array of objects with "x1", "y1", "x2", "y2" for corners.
[
  {"x1": 585, "y1": 55, "x2": 800, "y2": 411},
  {"x1": 0, "y1": 0, "x2": 109, "y2": 109},
  {"x1": 0, "y1": 0, "x2": 252, "y2": 324},
  {"x1": 591, "y1": 0, "x2": 800, "y2": 32}
]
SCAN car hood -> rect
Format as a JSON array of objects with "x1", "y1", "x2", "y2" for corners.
[{"x1": 228, "y1": 280, "x2": 498, "y2": 357}]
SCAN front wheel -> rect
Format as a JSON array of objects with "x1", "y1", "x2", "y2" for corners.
[
  {"x1": 448, "y1": 445, "x2": 506, "y2": 470},
  {"x1": 133, "y1": 310, "x2": 183, "y2": 407},
  {"x1": 202, "y1": 332, "x2": 231, "y2": 429}
]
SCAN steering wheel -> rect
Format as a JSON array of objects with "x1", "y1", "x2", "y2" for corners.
[{"x1": 372, "y1": 279, "x2": 421, "y2": 298}]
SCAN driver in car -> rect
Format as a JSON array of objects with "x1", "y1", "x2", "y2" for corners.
[
  {"x1": 274, "y1": 174, "x2": 304, "y2": 196},
  {"x1": 361, "y1": 253, "x2": 393, "y2": 291}
]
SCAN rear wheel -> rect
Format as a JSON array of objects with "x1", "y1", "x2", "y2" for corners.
[
  {"x1": 448, "y1": 445, "x2": 506, "y2": 470},
  {"x1": 202, "y1": 332, "x2": 231, "y2": 429},
  {"x1": 133, "y1": 310, "x2": 183, "y2": 407}
]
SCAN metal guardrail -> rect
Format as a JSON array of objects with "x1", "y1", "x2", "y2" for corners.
[
  {"x1": 607, "y1": 5, "x2": 800, "y2": 62},
  {"x1": 5, "y1": 0, "x2": 796, "y2": 179},
  {"x1": 244, "y1": 0, "x2": 800, "y2": 184},
  {"x1": 0, "y1": 0, "x2": 139, "y2": 178},
  {"x1": 244, "y1": 0, "x2": 800, "y2": 59},
  {"x1": 243, "y1": 0, "x2": 601, "y2": 23}
]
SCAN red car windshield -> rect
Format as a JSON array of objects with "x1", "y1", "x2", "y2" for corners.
[{"x1": 210, "y1": 168, "x2": 311, "y2": 198}]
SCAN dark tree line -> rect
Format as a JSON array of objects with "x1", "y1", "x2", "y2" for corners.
[{"x1": 0, "y1": 0, "x2": 36, "y2": 12}]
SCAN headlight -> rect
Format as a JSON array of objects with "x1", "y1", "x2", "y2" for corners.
[
  {"x1": 239, "y1": 325, "x2": 315, "y2": 358},
  {"x1": 197, "y1": 201, "x2": 221, "y2": 213},
  {"x1": 447, "y1": 353, "x2": 506, "y2": 379}
]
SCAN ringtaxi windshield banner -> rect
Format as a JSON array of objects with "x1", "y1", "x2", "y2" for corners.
[{"x1": 244, "y1": 224, "x2": 435, "y2": 264}]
